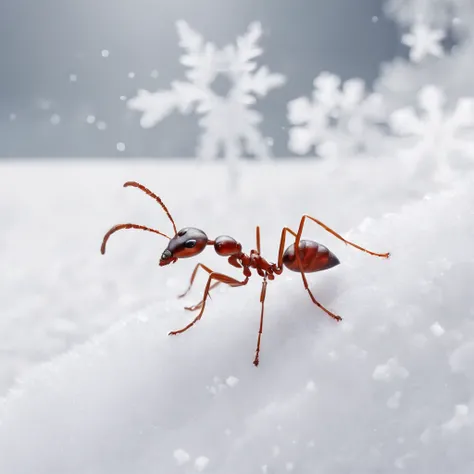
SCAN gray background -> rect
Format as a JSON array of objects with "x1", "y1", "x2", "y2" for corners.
[{"x1": 0, "y1": 0, "x2": 403, "y2": 158}]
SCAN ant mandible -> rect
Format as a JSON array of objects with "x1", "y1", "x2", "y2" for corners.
[{"x1": 101, "y1": 181, "x2": 390, "y2": 367}]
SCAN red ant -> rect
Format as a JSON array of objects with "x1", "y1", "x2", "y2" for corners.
[{"x1": 101, "y1": 181, "x2": 390, "y2": 366}]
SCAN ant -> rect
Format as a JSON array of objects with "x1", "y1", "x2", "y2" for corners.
[{"x1": 101, "y1": 181, "x2": 390, "y2": 367}]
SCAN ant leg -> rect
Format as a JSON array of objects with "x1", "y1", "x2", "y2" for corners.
[
  {"x1": 178, "y1": 263, "x2": 214, "y2": 298},
  {"x1": 184, "y1": 282, "x2": 221, "y2": 312},
  {"x1": 168, "y1": 272, "x2": 249, "y2": 336},
  {"x1": 296, "y1": 214, "x2": 390, "y2": 258},
  {"x1": 277, "y1": 226, "x2": 342, "y2": 321},
  {"x1": 253, "y1": 276, "x2": 268, "y2": 367},
  {"x1": 276, "y1": 227, "x2": 299, "y2": 269},
  {"x1": 177, "y1": 263, "x2": 221, "y2": 311},
  {"x1": 291, "y1": 214, "x2": 389, "y2": 321}
]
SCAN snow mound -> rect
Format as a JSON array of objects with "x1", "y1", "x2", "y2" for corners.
[{"x1": 0, "y1": 172, "x2": 473, "y2": 474}]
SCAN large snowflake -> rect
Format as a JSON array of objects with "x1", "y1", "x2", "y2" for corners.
[
  {"x1": 128, "y1": 21, "x2": 285, "y2": 160},
  {"x1": 389, "y1": 84, "x2": 474, "y2": 177},
  {"x1": 287, "y1": 72, "x2": 385, "y2": 158}
]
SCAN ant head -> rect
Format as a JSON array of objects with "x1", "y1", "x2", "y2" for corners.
[{"x1": 159, "y1": 227, "x2": 208, "y2": 266}]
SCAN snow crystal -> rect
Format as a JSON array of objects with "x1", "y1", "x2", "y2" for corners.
[
  {"x1": 194, "y1": 456, "x2": 210, "y2": 471},
  {"x1": 402, "y1": 23, "x2": 445, "y2": 62},
  {"x1": 430, "y1": 322, "x2": 445, "y2": 337},
  {"x1": 86, "y1": 115, "x2": 96, "y2": 124},
  {"x1": 116, "y1": 142, "x2": 126, "y2": 152},
  {"x1": 69, "y1": 74, "x2": 77, "y2": 82},
  {"x1": 173, "y1": 449, "x2": 190, "y2": 466},
  {"x1": 225, "y1": 376, "x2": 239, "y2": 387},
  {"x1": 450, "y1": 341, "x2": 474, "y2": 374},
  {"x1": 96, "y1": 121, "x2": 107, "y2": 131},
  {"x1": 101, "y1": 49, "x2": 109, "y2": 57},
  {"x1": 50, "y1": 114, "x2": 61, "y2": 125},
  {"x1": 288, "y1": 72, "x2": 385, "y2": 157},
  {"x1": 387, "y1": 391, "x2": 402, "y2": 409},
  {"x1": 128, "y1": 21, "x2": 285, "y2": 165},
  {"x1": 128, "y1": 72, "x2": 135, "y2": 79},
  {"x1": 389, "y1": 85, "x2": 474, "y2": 179},
  {"x1": 373, "y1": 358, "x2": 409, "y2": 381},
  {"x1": 442, "y1": 405, "x2": 472, "y2": 433}
]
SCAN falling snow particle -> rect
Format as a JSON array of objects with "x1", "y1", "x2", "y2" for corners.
[
  {"x1": 372, "y1": 16, "x2": 379, "y2": 23},
  {"x1": 194, "y1": 456, "x2": 209, "y2": 472},
  {"x1": 128, "y1": 72, "x2": 135, "y2": 79},
  {"x1": 116, "y1": 142, "x2": 126, "y2": 152},
  {"x1": 225, "y1": 376, "x2": 239, "y2": 387},
  {"x1": 69, "y1": 74, "x2": 77, "y2": 82},
  {"x1": 50, "y1": 114, "x2": 61, "y2": 125},
  {"x1": 173, "y1": 449, "x2": 190, "y2": 466},
  {"x1": 150, "y1": 69, "x2": 159, "y2": 78},
  {"x1": 306, "y1": 380, "x2": 317, "y2": 392},
  {"x1": 101, "y1": 49, "x2": 110, "y2": 58},
  {"x1": 430, "y1": 322, "x2": 445, "y2": 337},
  {"x1": 387, "y1": 391, "x2": 402, "y2": 409},
  {"x1": 120, "y1": 96, "x2": 127, "y2": 101},
  {"x1": 97, "y1": 121, "x2": 107, "y2": 131},
  {"x1": 286, "y1": 462, "x2": 295, "y2": 471},
  {"x1": 442, "y1": 405, "x2": 471, "y2": 433},
  {"x1": 373, "y1": 358, "x2": 409, "y2": 381},
  {"x1": 86, "y1": 115, "x2": 96, "y2": 124}
]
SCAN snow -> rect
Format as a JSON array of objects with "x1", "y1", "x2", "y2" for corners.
[
  {"x1": 128, "y1": 21, "x2": 285, "y2": 162},
  {"x1": 1, "y1": 159, "x2": 473, "y2": 473},
  {"x1": 401, "y1": 23, "x2": 445, "y2": 63},
  {"x1": 288, "y1": 72, "x2": 385, "y2": 158}
]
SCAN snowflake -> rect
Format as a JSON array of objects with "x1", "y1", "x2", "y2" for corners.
[
  {"x1": 384, "y1": 0, "x2": 463, "y2": 28},
  {"x1": 402, "y1": 23, "x2": 445, "y2": 62},
  {"x1": 389, "y1": 85, "x2": 474, "y2": 176},
  {"x1": 128, "y1": 21, "x2": 285, "y2": 160},
  {"x1": 287, "y1": 72, "x2": 385, "y2": 158}
]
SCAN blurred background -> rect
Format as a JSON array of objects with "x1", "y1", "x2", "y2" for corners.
[{"x1": 0, "y1": 0, "x2": 403, "y2": 158}]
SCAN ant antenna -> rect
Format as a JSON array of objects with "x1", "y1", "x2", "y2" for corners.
[
  {"x1": 101, "y1": 223, "x2": 170, "y2": 255},
  {"x1": 124, "y1": 181, "x2": 178, "y2": 235}
]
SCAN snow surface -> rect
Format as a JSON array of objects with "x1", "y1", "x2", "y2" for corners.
[{"x1": 0, "y1": 159, "x2": 473, "y2": 473}]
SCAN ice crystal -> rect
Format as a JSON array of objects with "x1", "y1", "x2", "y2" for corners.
[
  {"x1": 128, "y1": 21, "x2": 285, "y2": 162},
  {"x1": 402, "y1": 23, "x2": 445, "y2": 62},
  {"x1": 389, "y1": 84, "x2": 474, "y2": 177},
  {"x1": 287, "y1": 72, "x2": 385, "y2": 158}
]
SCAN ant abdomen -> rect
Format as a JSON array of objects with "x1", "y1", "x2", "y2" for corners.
[
  {"x1": 214, "y1": 235, "x2": 242, "y2": 256},
  {"x1": 283, "y1": 240, "x2": 340, "y2": 273}
]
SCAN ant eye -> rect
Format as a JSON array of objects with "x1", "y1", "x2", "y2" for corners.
[
  {"x1": 185, "y1": 239, "x2": 197, "y2": 248},
  {"x1": 161, "y1": 250, "x2": 172, "y2": 260}
]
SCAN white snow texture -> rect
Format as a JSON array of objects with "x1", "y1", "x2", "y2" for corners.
[{"x1": 1, "y1": 160, "x2": 474, "y2": 474}]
